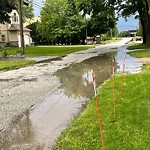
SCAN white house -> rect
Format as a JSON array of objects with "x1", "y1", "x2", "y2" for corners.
[{"x1": 0, "y1": 10, "x2": 32, "y2": 47}]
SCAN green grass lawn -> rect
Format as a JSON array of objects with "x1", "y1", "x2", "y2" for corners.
[
  {"x1": 1, "y1": 46, "x2": 93, "y2": 57},
  {"x1": 128, "y1": 49, "x2": 150, "y2": 58},
  {"x1": 127, "y1": 43, "x2": 150, "y2": 58},
  {"x1": 127, "y1": 43, "x2": 150, "y2": 50},
  {"x1": 0, "y1": 45, "x2": 93, "y2": 70},
  {"x1": 0, "y1": 60, "x2": 35, "y2": 70},
  {"x1": 54, "y1": 70, "x2": 150, "y2": 149}
]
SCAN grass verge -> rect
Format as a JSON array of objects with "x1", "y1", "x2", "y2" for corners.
[
  {"x1": 54, "y1": 70, "x2": 150, "y2": 149},
  {"x1": 127, "y1": 43, "x2": 150, "y2": 58},
  {"x1": 0, "y1": 45, "x2": 93, "y2": 70},
  {"x1": 128, "y1": 50, "x2": 150, "y2": 58},
  {"x1": 1, "y1": 46, "x2": 93, "y2": 57},
  {"x1": 127, "y1": 43, "x2": 150, "y2": 50},
  {"x1": 0, "y1": 60, "x2": 35, "y2": 70}
]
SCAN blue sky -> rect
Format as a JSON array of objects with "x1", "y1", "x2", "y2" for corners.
[
  {"x1": 117, "y1": 16, "x2": 139, "y2": 32},
  {"x1": 33, "y1": 0, "x2": 139, "y2": 32}
]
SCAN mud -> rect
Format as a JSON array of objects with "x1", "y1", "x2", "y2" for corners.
[{"x1": 137, "y1": 57, "x2": 150, "y2": 64}]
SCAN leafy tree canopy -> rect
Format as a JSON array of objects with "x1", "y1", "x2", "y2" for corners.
[
  {"x1": 0, "y1": 0, "x2": 16, "y2": 23},
  {"x1": 39, "y1": 0, "x2": 117, "y2": 45},
  {"x1": 108, "y1": 0, "x2": 150, "y2": 45},
  {"x1": 0, "y1": 0, "x2": 34, "y2": 23}
]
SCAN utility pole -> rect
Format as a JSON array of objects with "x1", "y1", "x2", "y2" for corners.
[
  {"x1": 110, "y1": 29, "x2": 113, "y2": 40},
  {"x1": 85, "y1": 14, "x2": 88, "y2": 44},
  {"x1": 18, "y1": 0, "x2": 25, "y2": 54}
]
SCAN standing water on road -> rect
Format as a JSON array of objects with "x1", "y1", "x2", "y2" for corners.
[{"x1": 0, "y1": 46, "x2": 143, "y2": 150}]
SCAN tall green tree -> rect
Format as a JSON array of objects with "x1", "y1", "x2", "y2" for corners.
[
  {"x1": 39, "y1": 0, "x2": 67, "y2": 44},
  {"x1": 39, "y1": 0, "x2": 86, "y2": 45},
  {"x1": 22, "y1": 0, "x2": 34, "y2": 22},
  {"x1": 0, "y1": 0, "x2": 16, "y2": 23},
  {"x1": 27, "y1": 22, "x2": 48, "y2": 45},
  {"x1": 77, "y1": 0, "x2": 117, "y2": 36},
  {"x1": 63, "y1": 0, "x2": 86, "y2": 44}
]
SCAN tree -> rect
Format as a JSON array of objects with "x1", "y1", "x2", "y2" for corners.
[
  {"x1": 109, "y1": 0, "x2": 150, "y2": 45},
  {"x1": 0, "y1": 0, "x2": 34, "y2": 23},
  {"x1": 77, "y1": 0, "x2": 117, "y2": 36},
  {"x1": 39, "y1": 0, "x2": 67, "y2": 44},
  {"x1": 39, "y1": 0, "x2": 86, "y2": 45},
  {"x1": 119, "y1": 31, "x2": 130, "y2": 37},
  {"x1": 22, "y1": 0, "x2": 34, "y2": 22},
  {"x1": 27, "y1": 22, "x2": 49, "y2": 45},
  {"x1": 63, "y1": 0, "x2": 86, "y2": 44},
  {"x1": 0, "y1": 0, "x2": 16, "y2": 23},
  {"x1": 39, "y1": 0, "x2": 117, "y2": 45}
]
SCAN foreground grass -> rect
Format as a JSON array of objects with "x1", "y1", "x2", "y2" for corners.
[
  {"x1": 54, "y1": 69, "x2": 150, "y2": 149},
  {"x1": 1, "y1": 46, "x2": 93, "y2": 57},
  {"x1": 0, "y1": 60, "x2": 35, "y2": 70}
]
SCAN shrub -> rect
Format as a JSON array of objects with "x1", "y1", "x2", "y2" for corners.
[{"x1": 2, "y1": 50, "x2": 8, "y2": 58}]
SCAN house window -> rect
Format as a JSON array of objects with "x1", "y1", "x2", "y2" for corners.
[
  {"x1": 16, "y1": 16, "x2": 18, "y2": 22},
  {"x1": 1, "y1": 35, "x2": 5, "y2": 42},
  {"x1": 14, "y1": 13, "x2": 17, "y2": 22}
]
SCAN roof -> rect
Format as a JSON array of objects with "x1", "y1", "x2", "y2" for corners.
[
  {"x1": 8, "y1": 24, "x2": 31, "y2": 31},
  {"x1": 128, "y1": 29, "x2": 137, "y2": 32}
]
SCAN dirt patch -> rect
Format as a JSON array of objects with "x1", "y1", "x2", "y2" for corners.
[{"x1": 137, "y1": 57, "x2": 150, "y2": 64}]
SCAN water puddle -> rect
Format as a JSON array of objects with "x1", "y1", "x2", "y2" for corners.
[
  {"x1": 0, "y1": 46, "x2": 143, "y2": 149},
  {"x1": 55, "y1": 53, "x2": 114, "y2": 99},
  {"x1": 116, "y1": 47, "x2": 143, "y2": 74}
]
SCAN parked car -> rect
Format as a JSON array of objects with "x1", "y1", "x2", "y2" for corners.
[{"x1": 136, "y1": 36, "x2": 142, "y2": 41}]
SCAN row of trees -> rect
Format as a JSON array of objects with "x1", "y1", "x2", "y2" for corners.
[{"x1": 35, "y1": 0, "x2": 117, "y2": 45}]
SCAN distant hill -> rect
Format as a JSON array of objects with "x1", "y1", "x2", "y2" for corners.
[{"x1": 117, "y1": 15, "x2": 139, "y2": 32}]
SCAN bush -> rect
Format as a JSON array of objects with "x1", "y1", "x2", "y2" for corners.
[
  {"x1": 16, "y1": 50, "x2": 23, "y2": 57},
  {"x1": 2, "y1": 50, "x2": 8, "y2": 58}
]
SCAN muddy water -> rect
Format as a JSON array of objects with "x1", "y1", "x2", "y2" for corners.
[
  {"x1": 55, "y1": 53, "x2": 114, "y2": 99},
  {"x1": 0, "y1": 47, "x2": 142, "y2": 150}
]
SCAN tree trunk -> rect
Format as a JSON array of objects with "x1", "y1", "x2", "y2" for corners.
[
  {"x1": 144, "y1": 19, "x2": 150, "y2": 45},
  {"x1": 144, "y1": 1, "x2": 150, "y2": 45},
  {"x1": 140, "y1": 18, "x2": 146, "y2": 44},
  {"x1": 138, "y1": 0, "x2": 150, "y2": 45}
]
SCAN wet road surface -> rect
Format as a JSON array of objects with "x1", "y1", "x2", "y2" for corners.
[{"x1": 0, "y1": 38, "x2": 142, "y2": 149}]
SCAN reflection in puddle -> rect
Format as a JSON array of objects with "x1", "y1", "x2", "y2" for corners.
[
  {"x1": 116, "y1": 47, "x2": 143, "y2": 74},
  {"x1": 55, "y1": 53, "x2": 114, "y2": 99},
  {"x1": 82, "y1": 70, "x2": 94, "y2": 86},
  {"x1": 0, "y1": 47, "x2": 143, "y2": 150}
]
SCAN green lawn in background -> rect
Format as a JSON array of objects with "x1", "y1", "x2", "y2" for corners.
[
  {"x1": 54, "y1": 69, "x2": 150, "y2": 150},
  {"x1": 127, "y1": 44, "x2": 150, "y2": 50},
  {"x1": 1, "y1": 46, "x2": 93, "y2": 57},
  {"x1": 128, "y1": 49, "x2": 150, "y2": 58},
  {"x1": 0, "y1": 45, "x2": 93, "y2": 70},
  {"x1": 0, "y1": 60, "x2": 35, "y2": 70},
  {"x1": 127, "y1": 43, "x2": 150, "y2": 58}
]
